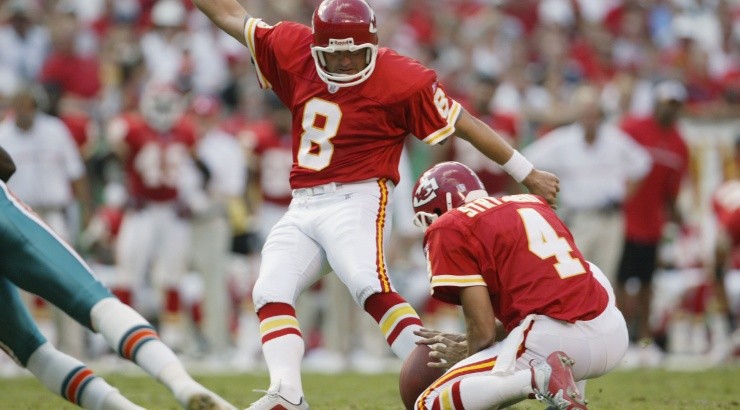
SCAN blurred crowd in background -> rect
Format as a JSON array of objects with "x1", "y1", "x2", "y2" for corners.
[{"x1": 0, "y1": 0, "x2": 739, "y2": 375}]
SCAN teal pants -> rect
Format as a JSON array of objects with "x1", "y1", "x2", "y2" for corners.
[{"x1": 0, "y1": 182, "x2": 111, "y2": 365}]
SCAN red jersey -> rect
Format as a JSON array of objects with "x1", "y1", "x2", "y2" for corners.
[
  {"x1": 424, "y1": 194, "x2": 608, "y2": 332},
  {"x1": 619, "y1": 116, "x2": 689, "y2": 242},
  {"x1": 245, "y1": 19, "x2": 461, "y2": 189},
  {"x1": 713, "y1": 180, "x2": 740, "y2": 268},
  {"x1": 108, "y1": 113, "x2": 196, "y2": 202}
]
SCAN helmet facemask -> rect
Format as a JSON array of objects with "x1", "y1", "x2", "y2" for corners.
[{"x1": 310, "y1": 41, "x2": 378, "y2": 89}]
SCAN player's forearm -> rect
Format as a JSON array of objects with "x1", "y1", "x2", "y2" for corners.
[
  {"x1": 454, "y1": 109, "x2": 516, "y2": 168},
  {"x1": 460, "y1": 286, "x2": 496, "y2": 354},
  {"x1": 192, "y1": 0, "x2": 250, "y2": 45}
]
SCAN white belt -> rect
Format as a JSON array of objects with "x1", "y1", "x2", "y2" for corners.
[{"x1": 291, "y1": 182, "x2": 342, "y2": 197}]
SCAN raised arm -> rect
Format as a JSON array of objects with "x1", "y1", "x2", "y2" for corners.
[
  {"x1": 192, "y1": 0, "x2": 251, "y2": 46},
  {"x1": 454, "y1": 109, "x2": 560, "y2": 207}
]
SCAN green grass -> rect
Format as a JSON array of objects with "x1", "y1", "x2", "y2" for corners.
[{"x1": 1, "y1": 366, "x2": 738, "y2": 409}]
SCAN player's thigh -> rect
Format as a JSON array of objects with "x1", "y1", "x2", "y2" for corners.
[
  {"x1": 253, "y1": 215, "x2": 324, "y2": 310},
  {"x1": 520, "y1": 311, "x2": 627, "y2": 380},
  {"x1": 319, "y1": 189, "x2": 395, "y2": 305},
  {"x1": 0, "y1": 276, "x2": 48, "y2": 366},
  {"x1": 0, "y1": 204, "x2": 110, "y2": 327}
]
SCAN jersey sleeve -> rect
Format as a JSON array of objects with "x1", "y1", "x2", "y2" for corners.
[
  {"x1": 424, "y1": 221, "x2": 486, "y2": 305},
  {"x1": 402, "y1": 80, "x2": 462, "y2": 146},
  {"x1": 244, "y1": 18, "x2": 309, "y2": 94}
]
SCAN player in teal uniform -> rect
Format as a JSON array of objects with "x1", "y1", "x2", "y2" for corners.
[{"x1": 0, "y1": 145, "x2": 235, "y2": 410}]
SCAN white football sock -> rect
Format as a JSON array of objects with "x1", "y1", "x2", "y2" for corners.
[
  {"x1": 26, "y1": 342, "x2": 142, "y2": 409},
  {"x1": 458, "y1": 369, "x2": 532, "y2": 409},
  {"x1": 262, "y1": 333, "x2": 305, "y2": 403}
]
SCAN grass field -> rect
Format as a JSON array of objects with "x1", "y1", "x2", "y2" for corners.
[{"x1": 1, "y1": 366, "x2": 738, "y2": 409}]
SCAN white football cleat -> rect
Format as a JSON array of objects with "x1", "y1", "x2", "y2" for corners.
[
  {"x1": 531, "y1": 351, "x2": 587, "y2": 410},
  {"x1": 244, "y1": 381, "x2": 309, "y2": 410}
]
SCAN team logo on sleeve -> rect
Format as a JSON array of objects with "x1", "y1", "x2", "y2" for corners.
[{"x1": 413, "y1": 177, "x2": 439, "y2": 207}]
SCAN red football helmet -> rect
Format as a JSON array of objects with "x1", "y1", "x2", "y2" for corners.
[
  {"x1": 310, "y1": 0, "x2": 379, "y2": 89},
  {"x1": 412, "y1": 161, "x2": 487, "y2": 229}
]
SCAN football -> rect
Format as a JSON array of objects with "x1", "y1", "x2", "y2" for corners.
[{"x1": 399, "y1": 345, "x2": 446, "y2": 410}]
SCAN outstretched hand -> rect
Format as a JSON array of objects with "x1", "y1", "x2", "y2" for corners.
[
  {"x1": 522, "y1": 169, "x2": 560, "y2": 209},
  {"x1": 414, "y1": 328, "x2": 468, "y2": 369}
]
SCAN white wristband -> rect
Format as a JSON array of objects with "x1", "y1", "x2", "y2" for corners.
[{"x1": 502, "y1": 150, "x2": 534, "y2": 183}]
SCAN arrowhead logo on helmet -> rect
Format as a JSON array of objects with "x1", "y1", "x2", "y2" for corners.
[{"x1": 412, "y1": 177, "x2": 439, "y2": 208}]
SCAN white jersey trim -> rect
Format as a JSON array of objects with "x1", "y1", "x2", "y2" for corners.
[
  {"x1": 244, "y1": 17, "x2": 272, "y2": 90},
  {"x1": 421, "y1": 99, "x2": 462, "y2": 145}
]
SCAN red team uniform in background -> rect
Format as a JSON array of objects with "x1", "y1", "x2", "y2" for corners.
[
  {"x1": 108, "y1": 110, "x2": 197, "y2": 331},
  {"x1": 619, "y1": 116, "x2": 689, "y2": 243},
  {"x1": 114, "y1": 113, "x2": 196, "y2": 204}
]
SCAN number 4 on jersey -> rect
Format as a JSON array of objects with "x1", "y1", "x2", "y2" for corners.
[{"x1": 518, "y1": 208, "x2": 586, "y2": 279}]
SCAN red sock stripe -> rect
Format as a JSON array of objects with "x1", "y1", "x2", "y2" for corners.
[
  {"x1": 364, "y1": 293, "x2": 405, "y2": 322},
  {"x1": 451, "y1": 381, "x2": 464, "y2": 409},
  {"x1": 261, "y1": 327, "x2": 303, "y2": 344},
  {"x1": 257, "y1": 303, "x2": 296, "y2": 321},
  {"x1": 387, "y1": 316, "x2": 423, "y2": 345},
  {"x1": 111, "y1": 288, "x2": 132, "y2": 306},
  {"x1": 62, "y1": 367, "x2": 95, "y2": 404},
  {"x1": 120, "y1": 326, "x2": 159, "y2": 360},
  {"x1": 257, "y1": 303, "x2": 301, "y2": 344},
  {"x1": 165, "y1": 288, "x2": 180, "y2": 313}
]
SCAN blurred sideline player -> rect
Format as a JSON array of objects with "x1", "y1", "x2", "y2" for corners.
[
  {"x1": 183, "y1": 95, "x2": 247, "y2": 356},
  {"x1": 412, "y1": 162, "x2": 627, "y2": 410},
  {"x1": 193, "y1": 0, "x2": 559, "y2": 408},
  {"x1": 710, "y1": 138, "x2": 740, "y2": 356},
  {"x1": 106, "y1": 82, "x2": 196, "y2": 348},
  {"x1": 0, "y1": 145, "x2": 235, "y2": 410}
]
